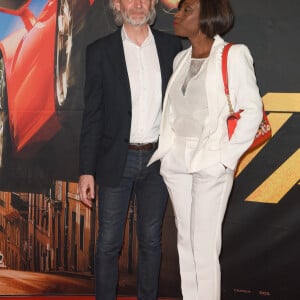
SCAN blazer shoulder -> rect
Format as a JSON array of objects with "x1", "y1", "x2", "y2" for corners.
[
  {"x1": 228, "y1": 43, "x2": 252, "y2": 56},
  {"x1": 152, "y1": 28, "x2": 181, "y2": 45},
  {"x1": 86, "y1": 29, "x2": 121, "y2": 51},
  {"x1": 227, "y1": 43, "x2": 254, "y2": 67},
  {"x1": 173, "y1": 47, "x2": 190, "y2": 69}
]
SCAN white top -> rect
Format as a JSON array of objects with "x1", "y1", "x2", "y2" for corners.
[
  {"x1": 122, "y1": 26, "x2": 162, "y2": 143},
  {"x1": 169, "y1": 57, "x2": 209, "y2": 137}
]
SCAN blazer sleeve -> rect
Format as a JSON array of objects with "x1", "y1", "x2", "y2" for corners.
[
  {"x1": 220, "y1": 44, "x2": 263, "y2": 170},
  {"x1": 79, "y1": 42, "x2": 104, "y2": 176}
]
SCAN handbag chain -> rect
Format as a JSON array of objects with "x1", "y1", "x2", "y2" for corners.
[{"x1": 222, "y1": 43, "x2": 235, "y2": 115}]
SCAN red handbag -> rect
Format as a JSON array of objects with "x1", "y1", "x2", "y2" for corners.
[{"x1": 222, "y1": 43, "x2": 271, "y2": 150}]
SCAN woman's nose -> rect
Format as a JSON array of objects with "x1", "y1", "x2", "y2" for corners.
[
  {"x1": 174, "y1": 11, "x2": 180, "y2": 19},
  {"x1": 174, "y1": 8, "x2": 182, "y2": 18}
]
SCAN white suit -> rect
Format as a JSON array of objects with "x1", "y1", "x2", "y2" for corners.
[{"x1": 149, "y1": 35, "x2": 263, "y2": 300}]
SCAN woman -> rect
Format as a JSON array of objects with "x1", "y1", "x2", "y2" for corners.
[{"x1": 148, "y1": 0, "x2": 263, "y2": 299}]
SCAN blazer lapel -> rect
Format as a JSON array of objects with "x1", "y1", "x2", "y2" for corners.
[
  {"x1": 107, "y1": 29, "x2": 132, "y2": 107},
  {"x1": 205, "y1": 35, "x2": 225, "y2": 133},
  {"x1": 152, "y1": 29, "x2": 169, "y2": 99}
]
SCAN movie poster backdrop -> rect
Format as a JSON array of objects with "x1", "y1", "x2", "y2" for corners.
[{"x1": 0, "y1": 0, "x2": 299, "y2": 298}]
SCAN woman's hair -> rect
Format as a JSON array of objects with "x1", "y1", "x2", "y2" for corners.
[
  {"x1": 109, "y1": 0, "x2": 158, "y2": 26},
  {"x1": 178, "y1": 0, "x2": 234, "y2": 38}
]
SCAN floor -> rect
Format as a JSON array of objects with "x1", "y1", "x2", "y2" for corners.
[{"x1": 0, "y1": 297, "x2": 179, "y2": 300}]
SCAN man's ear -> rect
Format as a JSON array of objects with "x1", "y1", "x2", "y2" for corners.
[
  {"x1": 113, "y1": 0, "x2": 121, "y2": 11},
  {"x1": 150, "y1": 0, "x2": 156, "y2": 9}
]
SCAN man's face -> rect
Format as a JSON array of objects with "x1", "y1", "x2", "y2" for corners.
[{"x1": 114, "y1": 0, "x2": 154, "y2": 26}]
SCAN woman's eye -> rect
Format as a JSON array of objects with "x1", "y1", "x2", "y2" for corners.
[{"x1": 184, "y1": 6, "x2": 192, "y2": 13}]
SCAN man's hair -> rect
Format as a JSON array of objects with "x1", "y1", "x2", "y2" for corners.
[
  {"x1": 109, "y1": 0, "x2": 158, "y2": 26},
  {"x1": 178, "y1": 0, "x2": 234, "y2": 38}
]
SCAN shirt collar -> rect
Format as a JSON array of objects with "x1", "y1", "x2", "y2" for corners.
[{"x1": 121, "y1": 25, "x2": 154, "y2": 47}]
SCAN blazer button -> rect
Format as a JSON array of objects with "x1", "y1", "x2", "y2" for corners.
[
  {"x1": 124, "y1": 138, "x2": 129, "y2": 143},
  {"x1": 128, "y1": 111, "x2": 132, "y2": 116}
]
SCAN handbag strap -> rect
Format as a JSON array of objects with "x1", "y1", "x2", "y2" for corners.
[{"x1": 222, "y1": 43, "x2": 234, "y2": 114}]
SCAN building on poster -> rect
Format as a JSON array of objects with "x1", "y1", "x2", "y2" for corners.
[{"x1": 0, "y1": 0, "x2": 300, "y2": 298}]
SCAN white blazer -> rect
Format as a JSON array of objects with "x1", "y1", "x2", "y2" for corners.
[{"x1": 149, "y1": 35, "x2": 263, "y2": 171}]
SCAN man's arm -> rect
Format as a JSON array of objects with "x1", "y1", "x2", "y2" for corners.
[
  {"x1": 79, "y1": 41, "x2": 104, "y2": 176},
  {"x1": 79, "y1": 41, "x2": 104, "y2": 206}
]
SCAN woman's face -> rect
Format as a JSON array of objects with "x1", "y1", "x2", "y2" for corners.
[{"x1": 173, "y1": 0, "x2": 200, "y2": 38}]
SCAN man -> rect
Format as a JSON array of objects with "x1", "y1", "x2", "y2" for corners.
[{"x1": 78, "y1": 0, "x2": 181, "y2": 299}]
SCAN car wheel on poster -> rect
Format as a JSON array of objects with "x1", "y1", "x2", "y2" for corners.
[
  {"x1": 56, "y1": 0, "x2": 73, "y2": 108},
  {"x1": 0, "y1": 53, "x2": 10, "y2": 169}
]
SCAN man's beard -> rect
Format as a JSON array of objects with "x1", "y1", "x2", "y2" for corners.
[{"x1": 121, "y1": 9, "x2": 151, "y2": 26}]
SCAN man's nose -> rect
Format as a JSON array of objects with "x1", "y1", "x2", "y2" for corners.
[{"x1": 133, "y1": 0, "x2": 143, "y2": 8}]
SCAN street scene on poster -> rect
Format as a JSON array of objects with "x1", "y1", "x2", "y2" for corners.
[{"x1": 0, "y1": 0, "x2": 300, "y2": 298}]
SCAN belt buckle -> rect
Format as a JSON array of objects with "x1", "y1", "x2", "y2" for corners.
[{"x1": 128, "y1": 142, "x2": 156, "y2": 151}]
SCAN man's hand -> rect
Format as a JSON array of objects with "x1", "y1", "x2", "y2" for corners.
[{"x1": 78, "y1": 175, "x2": 95, "y2": 208}]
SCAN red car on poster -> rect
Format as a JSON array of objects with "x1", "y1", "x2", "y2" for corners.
[{"x1": 0, "y1": 0, "x2": 94, "y2": 167}]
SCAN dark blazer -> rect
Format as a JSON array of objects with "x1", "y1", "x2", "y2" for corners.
[{"x1": 79, "y1": 28, "x2": 182, "y2": 187}]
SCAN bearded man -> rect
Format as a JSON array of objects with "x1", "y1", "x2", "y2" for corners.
[{"x1": 78, "y1": 0, "x2": 181, "y2": 299}]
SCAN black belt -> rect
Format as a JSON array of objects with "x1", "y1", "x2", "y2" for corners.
[{"x1": 128, "y1": 142, "x2": 157, "y2": 151}]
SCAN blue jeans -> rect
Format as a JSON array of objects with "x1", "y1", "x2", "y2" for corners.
[{"x1": 95, "y1": 148, "x2": 168, "y2": 300}]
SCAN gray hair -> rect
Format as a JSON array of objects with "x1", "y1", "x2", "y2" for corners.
[{"x1": 109, "y1": 0, "x2": 158, "y2": 26}]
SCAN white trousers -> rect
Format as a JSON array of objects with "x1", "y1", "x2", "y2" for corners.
[{"x1": 160, "y1": 136, "x2": 234, "y2": 300}]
